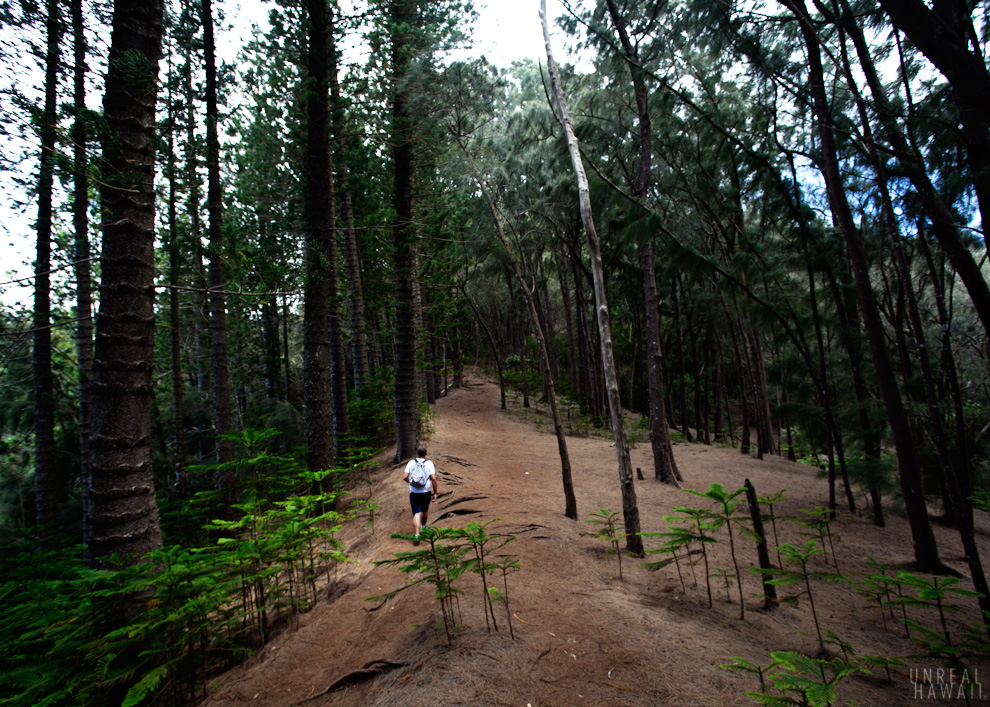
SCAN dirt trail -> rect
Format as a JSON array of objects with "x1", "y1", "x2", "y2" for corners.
[{"x1": 202, "y1": 373, "x2": 990, "y2": 706}]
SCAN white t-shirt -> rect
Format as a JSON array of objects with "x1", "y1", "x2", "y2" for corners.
[{"x1": 405, "y1": 457, "x2": 436, "y2": 494}]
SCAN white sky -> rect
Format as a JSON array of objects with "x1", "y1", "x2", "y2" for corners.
[{"x1": 0, "y1": 0, "x2": 579, "y2": 309}]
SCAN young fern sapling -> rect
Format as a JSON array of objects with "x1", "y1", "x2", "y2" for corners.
[
  {"x1": 750, "y1": 540, "x2": 851, "y2": 654},
  {"x1": 710, "y1": 567, "x2": 736, "y2": 603},
  {"x1": 462, "y1": 518, "x2": 513, "y2": 633},
  {"x1": 585, "y1": 509, "x2": 626, "y2": 580},
  {"x1": 686, "y1": 483, "x2": 753, "y2": 619},
  {"x1": 757, "y1": 488, "x2": 788, "y2": 569},
  {"x1": 797, "y1": 506, "x2": 841, "y2": 572}
]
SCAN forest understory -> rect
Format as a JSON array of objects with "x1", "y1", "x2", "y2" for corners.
[{"x1": 201, "y1": 372, "x2": 990, "y2": 707}]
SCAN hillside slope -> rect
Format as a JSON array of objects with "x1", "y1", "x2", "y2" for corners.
[{"x1": 201, "y1": 373, "x2": 990, "y2": 706}]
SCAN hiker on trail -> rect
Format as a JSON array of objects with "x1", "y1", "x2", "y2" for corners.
[{"x1": 402, "y1": 445, "x2": 436, "y2": 546}]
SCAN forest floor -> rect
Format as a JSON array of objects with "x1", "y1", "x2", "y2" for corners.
[{"x1": 200, "y1": 370, "x2": 990, "y2": 706}]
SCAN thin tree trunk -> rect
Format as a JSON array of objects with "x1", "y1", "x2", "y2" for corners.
[
  {"x1": 672, "y1": 277, "x2": 691, "y2": 442},
  {"x1": 72, "y1": 0, "x2": 94, "y2": 541},
  {"x1": 203, "y1": 0, "x2": 234, "y2": 479},
  {"x1": 182, "y1": 41, "x2": 208, "y2": 396},
  {"x1": 833, "y1": 0, "x2": 990, "y2": 341},
  {"x1": 480, "y1": 183, "x2": 577, "y2": 519},
  {"x1": 557, "y1": 240, "x2": 579, "y2": 399},
  {"x1": 542, "y1": 0, "x2": 642, "y2": 553},
  {"x1": 876, "y1": 0, "x2": 990, "y2": 253},
  {"x1": 34, "y1": 0, "x2": 59, "y2": 535},
  {"x1": 165, "y1": 48, "x2": 186, "y2": 499},
  {"x1": 782, "y1": 0, "x2": 942, "y2": 571},
  {"x1": 918, "y1": 230, "x2": 973, "y2": 522},
  {"x1": 329, "y1": 8, "x2": 370, "y2": 403},
  {"x1": 460, "y1": 282, "x2": 506, "y2": 408},
  {"x1": 643, "y1": 243, "x2": 680, "y2": 486}
]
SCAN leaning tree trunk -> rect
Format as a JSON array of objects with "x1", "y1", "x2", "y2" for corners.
[
  {"x1": 455, "y1": 134, "x2": 578, "y2": 520},
  {"x1": 33, "y1": 0, "x2": 59, "y2": 535},
  {"x1": 782, "y1": 0, "x2": 942, "y2": 572},
  {"x1": 89, "y1": 0, "x2": 165, "y2": 568},
  {"x1": 542, "y1": 0, "x2": 642, "y2": 554},
  {"x1": 837, "y1": 0, "x2": 990, "y2": 342},
  {"x1": 843, "y1": 31, "x2": 990, "y2": 611},
  {"x1": 875, "y1": 0, "x2": 990, "y2": 253}
]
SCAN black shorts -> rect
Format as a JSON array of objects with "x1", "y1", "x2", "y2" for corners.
[{"x1": 410, "y1": 491, "x2": 432, "y2": 515}]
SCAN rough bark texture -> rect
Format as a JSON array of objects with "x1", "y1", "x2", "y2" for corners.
[
  {"x1": 89, "y1": 0, "x2": 164, "y2": 568},
  {"x1": 391, "y1": 0, "x2": 419, "y2": 462},
  {"x1": 605, "y1": 0, "x2": 680, "y2": 485},
  {"x1": 542, "y1": 0, "x2": 642, "y2": 554},
  {"x1": 303, "y1": 0, "x2": 336, "y2": 475}
]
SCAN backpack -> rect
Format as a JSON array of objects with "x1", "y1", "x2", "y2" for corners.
[{"x1": 409, "y1": 458, "x2": 431, "y2": 491}]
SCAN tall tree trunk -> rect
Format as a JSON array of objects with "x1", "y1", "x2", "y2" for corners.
[
  {"x1": 672, "y1": 277, "x2": 692, "y2": 442},
  {"x1": 542, "y1": 0, "x2": 642, "y2": 553},
  {"x1": 202, "y1": 0, "x2": 234, "y2": 479},
  {"x1": 303, "y1": 0, "x2": 336, "y2": 475},
  {"x1": 643, "y1": 243, "x2": 680, "y2": 486},
  {"x1": 782, "y1": 0, "x2": 942, "y2": 572},
  {"x1": 841, "y1": 16, "x2": 989, "y2": 598},
  {"x1": 572, "y1": 253, "x2": 598, "y2": 417},
  {"x1": 72, "y1": 0, "x2": 94, "y2": 541},
  {"x1": 329, "y1": 8, "x2": 370, "y2": 403},
  {"x1": 390, "y1": 0, "x2": 419, "y2": 462},
  {"x1": 780, "y1": 146, "x2": 855, "y2": 513},
  {"x1": 557, "y1": 240, "x2": 579, "y2": 399},
  {"x1": 89, "y1": 0, "x2": 165, "y2": 567},
  {"x1": 33, "y1": 0, "x2": 59, "y2": 535},
  {"x1": 918, "y1": 231, "x2": 973, "y2": 520},
  {"x1": 182, "y1": 42, "x2": 208, "y2": 396},
  {"x1": 165, "y1": 48, "x2": 186, "y2": 499}
]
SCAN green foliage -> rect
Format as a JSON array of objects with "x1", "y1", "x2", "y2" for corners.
[
  {"x1": 756, "y1": 489, "x2": 788, "y2": 569},
  {"x1": 896, "y1": 574, "x2": 984, "y2": 634},
  {"x1": 642, "y1": 506, "x2": 719, "y2": 605},
  {"x1": 723, "y1": 650, "x2": 868, "y2": 706},
  {"x1": 584, "y1": 508, "x2": 626, "y2": 580},
  {"x1": 0, "y1": 429, "x2": 360, "y2": 707},
  {"x1": 370, "y1": 522, "x2": 519, "y2": 645},
  {"x1": 795, "y1": 507, "x2": 841, "y2": 572},
  {"x1": 685, "y1": 483, "x2": 753, "y2": 619},
  {"x1": 750, "y1": 540, "x2": 851, "y2": 652},
  {"x1": 461, "y1": 518, "x2": 514, "y2": 633}
]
